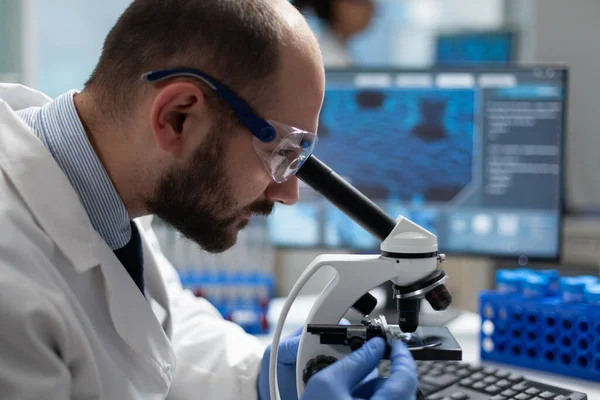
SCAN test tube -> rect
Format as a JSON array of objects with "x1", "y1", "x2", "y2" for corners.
[
  {"x1": 514, "y1": 268, "x2": 535, "y2": 275},
  {"x1": 584, "y1": 284, "x2": 600, "y2": 306},
  {"x1": 495, "y1": 270, "x2": 521, "y2": 294},
  {"x1": 577, "y1": 275, "x2": 599, "y2": 288},
  {"x1": 537, "y1": 269, "x2": 560, "y2": 296},
  {"x1": 560, "y1": 277, "x2": 586, "y2": 304},
  {"x1": 522, "y1": 275, "x2": 549, "y2": 299}
]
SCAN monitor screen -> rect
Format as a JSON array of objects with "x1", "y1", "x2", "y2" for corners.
[
  {"x1": 268, "y1": 67, "x2": 566, "y2": 260},
  {"x1": 436, "y1": 31, "x2": 515, "y2": 66}
]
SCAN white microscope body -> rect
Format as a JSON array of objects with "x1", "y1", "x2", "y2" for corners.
[{"x1": 294, "y1": 216, "x2": 441, "y2": 397}]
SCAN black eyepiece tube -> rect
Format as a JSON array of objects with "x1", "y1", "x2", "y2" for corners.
[{"x1": 296, "y1": 155, "x2": 397, "y2": 242}]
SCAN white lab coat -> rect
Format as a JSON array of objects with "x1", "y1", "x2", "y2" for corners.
[{"x1": 0, "y1": 83, "x2": 266, "y2": 400}]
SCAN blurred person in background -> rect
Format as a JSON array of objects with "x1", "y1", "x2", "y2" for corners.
[
  {"x1": 294, "y1": 0, "x2": 375, "y2": 67},
  {"x1": 0, "y1": 0, "x2": 417, "y2": 399}
]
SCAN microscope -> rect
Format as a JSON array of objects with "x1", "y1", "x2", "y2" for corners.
[{"x1": 269, "y1": 155, "x2": 461, "y2": 400}]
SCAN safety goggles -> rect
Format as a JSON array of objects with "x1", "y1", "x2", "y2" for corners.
[{"x1": 142, "y1": 68, "x2": 318, "y2": 183}]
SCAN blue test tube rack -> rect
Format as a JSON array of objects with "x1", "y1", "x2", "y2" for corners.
[
  {"x1": 180, "y1": 270, "x2": 274, "y2": 335},
  {"x1": 152, "y1": 217, "x2": 275, "y2": 335},
  {"x1": 479, "y1": 271, "x2": 600, "y2": 382}
]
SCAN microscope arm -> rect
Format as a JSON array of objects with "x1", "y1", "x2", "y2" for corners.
[
  {"x1": 269, "y1": 252, "x2": 439, "y2": 399},
  {"x1": 269, "y1": 254, "x2": 431, "y2": 400},
  {"x1": 293, "y1": 255, "x2": 437, "y2": 398}
]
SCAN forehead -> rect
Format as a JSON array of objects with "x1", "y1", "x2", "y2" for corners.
[{"x1": 260, "y1": 38, "x2": 325, "y2": 134}]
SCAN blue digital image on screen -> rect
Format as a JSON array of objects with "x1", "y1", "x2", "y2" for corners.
[
  {"x1": 385, "y1": 202, "x2": 408, "y2": 220},
  {"x1": 317, "y1": 88, "x2": 476, "y2": 204},
  {"x1": 268, "y1": 203, "x2": 320, "y2": 247},
  {"x1": 324, "y1": 200, "x2": 439, "y2": 249},
  {"x1": 324, "y1": 204, "x2": 379, "y2": 250},
  {"x1": 405, "y1": 208, "x2": 439, "y2": 236},
  {"x1": 436, "y1": 33, "x2": 513, "y2": 65}
]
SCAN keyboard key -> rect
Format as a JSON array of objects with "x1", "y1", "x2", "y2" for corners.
[
  {"x1": 445, "y1": 366, "x2": 457, "y2": 373},
  {"x1": 468, "y1": 366, "x2": 483, "y2": 373},
  {"x1": 418, "y1": 383, "x2": 436, "y2": 395},
  {"x1": 484, "y1": 385, "x2": 501, "y2": 394},
  {"x1": 421, "y1": 374, "x2": 459, "y2": 388},
  {"x1": 531, "y1": 397, "x2": 544, "y2": 400},
  {"x1": 450, "y1": 392, "x2": 469, "y2": 400},
  {"x1": 512, "y1": 382, "x2": 529, "y2": 391},
  {"x1": 554, "y1": 397, "x2": 569, "y2": 400},
  {"x1": 484, "y1": 376, "x2": 499, "y2": 384},
  {"x1": 502, "y1": 389, "x2": 517, "y2": 397},
  {"x1": 539, "y1": 392, "x2": 556, "y2": 399},
  {"x1": 508, "y1": 373, "x2": 525, "y2": 382},
  {"x1": 483, "y1": 367, "x2": 499, "y2": 374},
  {"x1": 490, "y1": 396, "x2": 507, "y2": 400},
  {"x1": 456, "y1": 369, "x2": 471, "y2": 377},
  {"x1": 526, "y1": 388, "x2": 542, "y2": 395},
  {"x1": 425, "y1": 394, "x2": 444, "y2": 400},
  {"x1": 471, "y1": 372, "x2": 485, "y2": 381},
  {"x1": 496, "y1": 379, "x2": 511, "y2": 388},
  {"x1": 459, "y1": 378, "x2": 473, "y2": 387},
  {"x1": 495, "y1": 371, "x2": 511, "y2": 378},
  {"x1": 472, "y1": 382, "x2": 486, "y2": 390},
  {"x1": 515, "y1": 394, "x2": 532, "y2": 400}
]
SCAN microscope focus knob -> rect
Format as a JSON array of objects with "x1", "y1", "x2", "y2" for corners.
[{"x1": 302, "y1": 355, "x2": 338, "y2": 385}]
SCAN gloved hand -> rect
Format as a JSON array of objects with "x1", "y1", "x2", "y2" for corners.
[
  {"x1": 257, "y1": 327, "x2": 302, "y2": 400},
  {"x1": 302, "y1": 337, "x2": 418, "y2": 400},
  {"x1": 258, "y1": 320, "x2": 353, "y2": 400}
]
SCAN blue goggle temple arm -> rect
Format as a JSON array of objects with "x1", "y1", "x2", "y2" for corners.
[{"x1": 142, "y1": 68, "x2": 276, "y2": 143}]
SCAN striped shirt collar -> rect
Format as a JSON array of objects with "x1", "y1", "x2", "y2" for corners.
[{"x1": 16, "y1": 90, "x2": 131, "y2": 250}]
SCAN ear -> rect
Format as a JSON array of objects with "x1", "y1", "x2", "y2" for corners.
[{"x1": 149, "y1": 81, "x2": 209, "y2": 157}]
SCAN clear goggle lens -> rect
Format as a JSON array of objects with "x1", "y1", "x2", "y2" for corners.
[{"x1": 253, "y1": 120, "x2": 318, "y2": 183}]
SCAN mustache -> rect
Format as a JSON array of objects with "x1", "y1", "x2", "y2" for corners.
[{"x1": 244, "y1": 199, "x2": 275, "y2": 216}]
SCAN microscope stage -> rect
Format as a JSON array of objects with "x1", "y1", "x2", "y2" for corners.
[{"x1": 406, "y1": 326, "x2": 462, "y2": 361}]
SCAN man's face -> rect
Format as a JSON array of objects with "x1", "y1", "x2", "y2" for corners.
[
  {"x1": 144, "y1": 12, "x2": 324, "y2": 253},
  {"x1": 146, "y1": 118, "x2": 275, "y2": 252}
]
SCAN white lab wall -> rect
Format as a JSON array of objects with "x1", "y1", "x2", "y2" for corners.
[
  {"x1": 19, "y1": 0, "x2": 132, "y2": 96},
  {"x1": 507, "y1": 0, "x2": 600, "y2": 212},
  {"x1": 0, "y1": 0, "x2": 21, "y2": 82}
]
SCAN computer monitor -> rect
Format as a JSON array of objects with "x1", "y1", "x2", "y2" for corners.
[
  {"x1": 268, "y1": 66, "x2": 567, "y2": 260},
  {"x1": 435, "y1": 31, "x2": 515, "y2": 66}
]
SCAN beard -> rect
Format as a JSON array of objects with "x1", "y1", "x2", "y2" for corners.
[{"x1": 145, "y1": 126, "x2": 274, "y2": 253}]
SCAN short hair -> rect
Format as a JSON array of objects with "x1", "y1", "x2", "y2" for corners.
[{"x1": 85, "y1": 0, "x2": 284, "y2": 123}]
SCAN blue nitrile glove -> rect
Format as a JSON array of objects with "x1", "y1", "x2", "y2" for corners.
[
  {"x1": 258, "y1": 327, "x2": 302, "y2": 400},
  {"x1": 258, "y1": 320, "x2": 354, "y2": 400},
  {"x1": 302, "y1": 337, "x2": 418, "y2": 400}
]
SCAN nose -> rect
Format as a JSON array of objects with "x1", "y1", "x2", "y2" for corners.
[{"x1": 264, "y1": 175, "x2": 300, "y2": 206}]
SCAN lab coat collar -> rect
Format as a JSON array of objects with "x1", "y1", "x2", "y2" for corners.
[
  {"x1": 0, "y1": 83, "x2": 176, "y2": 384},
  {"x1": 0, "y1": 85, "x2": 100, "y2": 271}
]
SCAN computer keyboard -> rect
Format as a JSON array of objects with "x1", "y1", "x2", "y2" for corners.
[{"x1": 379, "y1": 360, "x2": 587, "y2": 400}]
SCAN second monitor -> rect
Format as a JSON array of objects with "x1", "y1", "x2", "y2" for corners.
[
  {"x1": 269, "y1": 67, "x2": 566, "y2": 260},
  {"x1": 435, "y1": 30, "x2": 515, "y2": 66}
]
